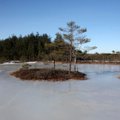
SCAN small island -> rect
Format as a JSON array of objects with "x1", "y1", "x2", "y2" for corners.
[{"x1": 11, "y1": 68, "x2": 87, "y2": 81}]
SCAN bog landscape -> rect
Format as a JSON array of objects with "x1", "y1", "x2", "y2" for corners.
[
  {"x1": 0, "y1": 0, "x2": 120, "y2": 120},
  {"x1": 0, "y1": 21, "x2": 120, "y2": 120}
]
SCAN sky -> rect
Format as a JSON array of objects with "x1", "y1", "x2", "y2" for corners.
[{"x1": 0, "y1": 0, "x2": 120, "y2": 53}]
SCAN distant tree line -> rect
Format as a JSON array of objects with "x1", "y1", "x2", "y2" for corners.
[
  {"x1": 77, "y1": 53, "x2": 120, "y2": 63},
  {"x1": 0, "y1": 32, "x2": 120, "y2": 64},
  {"x1": 0, "y1": 33, "x2": 70, "y2": 63}
]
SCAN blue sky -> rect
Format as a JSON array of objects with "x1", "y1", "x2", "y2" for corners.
[{"x1": 0, "y1": 0, "x2": 120, "y2": 53}]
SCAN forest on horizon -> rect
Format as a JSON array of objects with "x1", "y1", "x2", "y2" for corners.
[{"x1": 0, "y1": 32, "x2": 120, "y2": 63}]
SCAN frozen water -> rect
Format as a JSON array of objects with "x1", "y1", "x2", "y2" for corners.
[{"x1": 0, "y1": 63, "x2": 120, "y2": 120}]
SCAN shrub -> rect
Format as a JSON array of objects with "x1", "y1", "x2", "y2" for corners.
[{"x1": 21, "y1": 63, "x2": 31, "y2": 70}]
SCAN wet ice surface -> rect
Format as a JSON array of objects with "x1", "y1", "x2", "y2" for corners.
[{"x1": 0, "y1": 63, "x2": 120, "y2": 120}]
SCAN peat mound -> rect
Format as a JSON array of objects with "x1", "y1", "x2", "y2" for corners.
[{"x1": 11, "y1": 68, "x2": 87, "y2": 81}]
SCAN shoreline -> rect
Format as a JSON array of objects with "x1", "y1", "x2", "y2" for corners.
[
  {"x1": 1, "y1": 60, "x2": 120, "y2": 66},
  {"x1": 76, "y1": 61, "x2": 120, "y2": 65}
]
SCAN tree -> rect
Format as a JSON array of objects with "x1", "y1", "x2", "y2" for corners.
[
  {"x1": 46, "y1": 33, "x2": 69, "y2": 70},
  {"x1": 59, "y1": 21, "x2": 90, "y2": 74}
]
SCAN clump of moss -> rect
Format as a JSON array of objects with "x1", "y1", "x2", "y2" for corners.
[{"x1": 11, "y1": 68, "x2": 87, "y2": 81}]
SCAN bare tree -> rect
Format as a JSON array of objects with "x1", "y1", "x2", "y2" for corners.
[{"x1": 59, "y1": 21, "x2": 90, "y2": 75}]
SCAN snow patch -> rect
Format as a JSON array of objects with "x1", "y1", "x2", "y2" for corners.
[{"x1": 25, "y1": 61, "x2": 37, "y2": 64}]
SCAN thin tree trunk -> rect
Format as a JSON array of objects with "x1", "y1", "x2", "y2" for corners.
[
  {"x1": 74, "y1": 54, "x2": 77, "y2": 71},
  {"x1": 53, "y1": 59, "x2": 55, "y2": 70},
  {"x1": 69, "y1": 43, "x2": 72, "y2": 75},
  {"x1": 69, "y1": 50, "x2": 72, "y2": 75}
]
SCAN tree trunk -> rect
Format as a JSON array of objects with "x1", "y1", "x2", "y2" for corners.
[
  {"x1": 74, "y1": 54, "x2": 77, "y2": 71},
  {"x1": 69, "y1": 43, "x2": 72, "y2": 75},
  {"x1": 53, "y1": 59, "x2": 55, "y2": 70}
]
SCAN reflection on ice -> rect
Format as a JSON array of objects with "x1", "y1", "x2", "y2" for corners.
[{"x1": 0, "y1": 64, "x2": 120, "y2": 120}]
